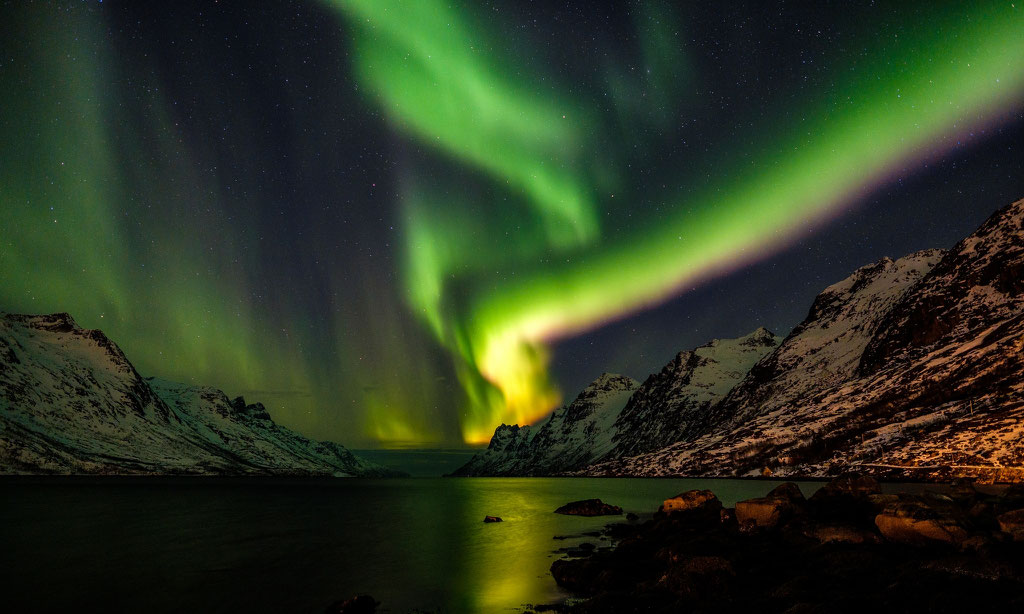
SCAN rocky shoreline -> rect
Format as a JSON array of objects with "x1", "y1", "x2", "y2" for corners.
[{"x1": 536, "y1": 476, "x2": 1024, "y2": 613}]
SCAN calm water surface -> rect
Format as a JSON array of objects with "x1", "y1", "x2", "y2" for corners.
[{"x1": 2, "y1": 477, "x2": 825, "y2": 613}]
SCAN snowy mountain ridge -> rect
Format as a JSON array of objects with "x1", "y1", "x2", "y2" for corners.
[
  {"x1": 453, "y1": 328, "x2": 780, "y2": 476},
  {"x1": 450, "y1": 373, "x2": 640, "y2": 476},
  {"x1": 585, "y1": 197, "x2": 1024, "y2": 482},
  {"x1": 457, "y1": 197, "x2": 1024, "y2": 482},
  {"x1": 0, "y1": 312, "x2": 399, "y2": 476}
]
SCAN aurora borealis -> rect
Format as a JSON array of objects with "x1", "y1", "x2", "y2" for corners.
[{"x1": 1, "y1": 1, "x2": 1022, "y2": 447}]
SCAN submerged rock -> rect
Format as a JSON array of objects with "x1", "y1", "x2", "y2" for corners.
[{"x1": 554, "y1": 499, "x2": 623, "y2": 517}]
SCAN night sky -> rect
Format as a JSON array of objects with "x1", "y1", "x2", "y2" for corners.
[{"x1": 1, "y1": 1, "x2": 1021, "y2": 448}]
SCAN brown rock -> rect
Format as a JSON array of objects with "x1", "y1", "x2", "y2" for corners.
[
  {"x1": 811, "y1": 474, "x2": 881, "y2": 500},
  {"x1": 950, "y1": 478, "x2": 978, "y2": 502},
  {"x1": 660, "y1": 489, "x2": 722, "y2": 515},
  {"x1": 806, "y1": 524, "x2": 881, "y2": 545},
  {"x1": 867, "y1": 493, "x2": 900, "y2": 513},
  {"x1": 997, "y1": 508, "x2": 1024, "y2": 541},
  {"x1": 733, "y1": 483, "x2": 807, "y2": 529},
  {"x1": 959, "y1": 534, "x2": 994, "y2": 552},
  {"x1": 658, "y1": 555, "x2": 735, "y2": 599},
  {"x1": 735, "y1": 496, "x2": 799, "y2": 529},
  {"x1": 767, "y1": 482, "x2": 806, "y2": 502},
  {"x1": 875, "y1": 498, "x2": 968, "y2": 545}
]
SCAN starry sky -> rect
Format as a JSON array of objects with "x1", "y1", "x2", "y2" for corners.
[{"x1": 1, "y1": 1, "x2": 1022, "y2": 448}]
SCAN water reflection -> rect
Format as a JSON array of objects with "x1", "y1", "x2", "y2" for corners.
[{"x1": 0, "y1": 477, "x2": 821, "y2": 613}]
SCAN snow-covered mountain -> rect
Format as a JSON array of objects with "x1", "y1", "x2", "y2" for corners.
[
  {"x1": 610, "y1": 328, "x2": 781, "y2": 457},
  {"x1": 587, "y1": 197, "x2": 1024, "y2": 482},
  {"x1": 703, "y1": 248, "x2": 945, "y2": 432},
  {"x1": 452, "y1": 328, "x2": 780, "y2": 476},
  {"x1": 0, "y1": 312, "x2": 400, "y2": 476},
  {"x1": 450, "y1": 373, "x2": 639, "y2": 476}
]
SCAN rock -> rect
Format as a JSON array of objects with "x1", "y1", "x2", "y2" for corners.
[
  {"x1": 554, "y1": 498, "x2": 623, "y2": 516},
  {"x1": 806, "y1": 524, "x2": 881, "y2": 545},
  {"x1": 950, "y1": 478, "x2": 978, "y2": 502},
  {"x1": 720, "y1": 507, "x2": 737, "y2": 528},
  {"x1": 959, "y1": 534, "x2": 994, "y2": 553},
  {"x1": 767, "y1": 482, "x2": 806, "y2": 502},
  {"x1": 626, "y1": 512, "x2": 639, "y2": 522},
  {"x1": 997, "y1": 508, "x2": 1024, "y2": 541},
  {"x1": 734, "y1": 483, "x2": 806, "y2": 529},
  {"x1": 660, "y1": 489, "x2": 722, "y2": 515},
  {"x1": 997, "y1": 483, "x2": 1024, "y2": 515},
  {"x1": 658, "y1": 555, "x2": 735, "y2": 599},
  {"x1": 483, "y1": 515, "x2": 503, "y2": 523},
  {"x1": 735, "y1": 496, "x2": 800, "y2": 529},
  {"x1": 811, "y1": 474, "x2": 881, "y2": 499},
  {"x1": 874, "y1": 497, "x2": 968, "y2": 545},
  {"x1": 325, "y1": 595, "x2": 378, "y2": 614},
  {"x1": 867, "y1": 493, "x2": 900, "y2": 513},
  {"x1": 809, "y1": 475, "x2": 882, "y2": 525}
]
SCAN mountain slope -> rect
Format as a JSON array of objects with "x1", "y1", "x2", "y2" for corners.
[
  {"x1": 610, "y1": 328, "x2": 781, "y2": 457},
  {"x1": 450, "y1": 373, "x2": 639, "y2": 476},
  {"x1": 453, "y1": 328, "x2": 780, "y2": 476},
  {"x1": 0, "y1": 312, "x2": 399, "y2": 476},
  {"x1": 587, "y1": 197, "x2": 1024, "y2": 482}
]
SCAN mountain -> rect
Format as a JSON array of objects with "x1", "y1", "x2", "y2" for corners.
[
  {"x1": 450, "y1": 373, "x2": 639, "y2": 476},
  {"x1": 703, "y1": 248, "x2": 945, "y2": 432},
  {"x1": 452, "y1": 328, "x2": 780, "y2": 476},
  {"x1": 586, "y1": 197, "x2": 1024, "y2": 482},
  {"x1": 0, "y1": 312, "x2": 400, "y2": 476},
  {"x1": 610, "y1": 328, "x2": 781, "y2": 457}
]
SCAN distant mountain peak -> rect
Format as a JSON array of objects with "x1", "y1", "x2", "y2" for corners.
[{"x1": 0, "y1": 312, "x2": 400, "y2": 476}]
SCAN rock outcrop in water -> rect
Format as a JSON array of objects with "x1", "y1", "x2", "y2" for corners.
[
  {"x1": 546, "y1": 476, "x2": 1024, "y2": 613},
  {"x1": 0, "y1": 312, "x2": 401, "y2": 476},
  {"x1": 555, "y1": 499, "x2": 624, "y2": 517}
]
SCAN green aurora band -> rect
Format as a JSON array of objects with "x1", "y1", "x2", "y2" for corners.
[
  {"x1": 1, "y1": 2, "x2": 1022, "y2": 447},
  {"x1": 330, "y1": 0, "x2": 1024, "y2": 443}
]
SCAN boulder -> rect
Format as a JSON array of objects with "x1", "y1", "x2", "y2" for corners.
[
  {"x1": 555, "y1": 498, "x2": 623, "y2": 516},
  {"x1": 767, "y1": 482, "x2": 806, "y2": 502},
  {"x1": 325, "y1": 595, "x2": 378, "y2": 614},
  {"x1": 950, "y1": 478, "x2": 978, "y2": 503},
  {"x1": 809, "y1": 475, "x2": 882, "y2": 525},
  {"x1": 734, "y1": 482, "x2": 807, "y2": 529},
  {"x1": 658, "y1": 555, "x2": 735, "y2": 599},
  {"x1": 874, "y1": 497, "x2": 968, "y2": 545},
  {"x1": 735, "y1": 496, "x2": 799, "y2": 529},
  {"x1": 660, "y1": 490, "x2": 722, "y2": 515},
  {"x1": 483, "y1": 515, "x2": 503, "y2": 523},
  {"x1": 805, "y1": 524, "x2": 881, "y2": 545},
  {"x1": 811, "y1": 474, "x2": 881, "y2": 499},
  {"x1": 997, "y1": 508, "x2": 1024, "y2": 541},
  {"x1": 867, "y1": 493, "x2": 900, "y2": 513}
]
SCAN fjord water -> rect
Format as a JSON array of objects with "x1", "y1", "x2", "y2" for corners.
[{"x1": 1, "y1": 477, "x2": 822, "y2": 613}]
